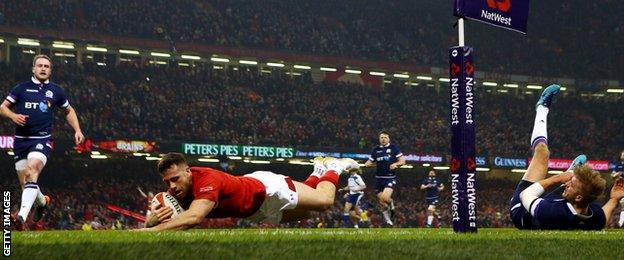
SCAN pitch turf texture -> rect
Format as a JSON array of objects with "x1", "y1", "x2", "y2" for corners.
[{"x1": 11, "y1": 228, "x2": 624, "y2": 259}]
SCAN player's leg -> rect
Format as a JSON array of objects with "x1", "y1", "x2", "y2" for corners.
[
  {"x1": 283, "y1": 157, "x2": 359, "y2": 222},
  {"x1": 523, "y1": 84, "x2": 561, "y2": 182},
  {"x1": 426, "y1": 204, "x2": 436, "y2": 227},
  {"x1": 378, "y1": 187, "x2": 394, "y2": 225},
  {"x1": 17, "y1": 149, "x2": 51, "y2": 223},
  {"x1": 342, "y1": 201, "x2": 353, "y2": 227},
  {"x1": 619, "y1": 199, "x2": 624, "y2": 227}
]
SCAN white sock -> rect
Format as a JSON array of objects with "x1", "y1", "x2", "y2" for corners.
[
  {"x1": 36, "y1": 189, "x2": 46, "y2": 206},
  {"x1": 325, "y1": 160, "x2": 345, "y2": 174},
  {"x1": 427, "y1": 215, "x2": 434, "y2": 226},
  {"x1": 530, "y1": 105, "x2": 549, "y2": 149},
  {"x1": 619, "y1": 211, "x2": 624, "y2": 227},
  {"x1": 382, "y1": 210, "x2": 391, "y2": 222},
  {"x1": 389, "y1": 200, "x2": 395, "y2": 210},
  {"x1": 18, "y1": 182, "x2": 39, "y2": 220}
]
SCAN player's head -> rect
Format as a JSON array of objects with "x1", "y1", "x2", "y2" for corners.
[
  {"x1": 562, "y1": 165, "x2": 606, "y2": 206},
  {"x1": 378, "y1": 130, "x2": 390, "y2": 145},
  {"x1": 158, "y1": 153, "x2": 193, "y2": 200},
  {"x1": 31, "y1": 54, "x2": 52, "y2": 82},
  {"x1": 428, "y1": 170, "x2": 436, "y2": 177}
]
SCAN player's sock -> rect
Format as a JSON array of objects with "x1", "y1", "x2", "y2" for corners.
[
  {"x1": 342, "y1": 213, "x2": 351, "y2": 227},
  {"x1": 318, "y1": 170, "x2": 339, "y2": 187},
  {"x1": 35, "y1": 188, "x2": 46, "y2": 206},
  {"x1": 17, "y1": 182, "x2": 39, "y2": 220},
  {"x1": 427, "y1": 215, "x2": 434, "y2": 226},
  {"x1": 530, "y1": 105, "x2": 549, "y2": 150},
  {"x1": 619, "y1": 211, "x2": 624, "y2": 227},
  {"x1": 381, "y1": 210, "x2": 391, "y2": 223},
  {"x1": 303, "y1": 176, "x2": 320, "y2": 188}
]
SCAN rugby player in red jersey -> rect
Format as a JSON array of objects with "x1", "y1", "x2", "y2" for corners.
[{"x1": 139, "y1": 153, "x2": 359, "y2": 231}]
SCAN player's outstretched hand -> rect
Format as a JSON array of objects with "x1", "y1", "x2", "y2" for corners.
[
  {"x1": 151, "y1": 204, "x2": 174, "y2": 223},
  {"x1": 12, "y1": 114, "x2": 28, "y2": 126},
  {"x1": 556, "y1": 172, "x2": 574, "y2": 183},
  {"x1": 610, "y1": 177, "x2": 624, "y2": 201},
  {"x1": 74, "y1": 131, "x2": 85, "y2": 144}
]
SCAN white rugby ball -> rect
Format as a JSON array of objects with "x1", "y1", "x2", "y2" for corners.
[{"x1": 151, "y1": 192, "x2": 185, "y2": 218}]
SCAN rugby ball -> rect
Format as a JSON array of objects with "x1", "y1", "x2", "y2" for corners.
[{"x1": 151, "y1": 192, "x2": 185, "y2": 218}]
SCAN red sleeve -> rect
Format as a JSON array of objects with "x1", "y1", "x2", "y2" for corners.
[{"x1": 192, "y1": 170, "x2": 222, "y2": 202}]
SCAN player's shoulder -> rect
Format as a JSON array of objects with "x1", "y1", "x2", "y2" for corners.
[
  {"x1": 47, "y1": 82, "x2": 65, "y2": 92},
  {"x1": 389, "y1": 143, "x2": 401, "y2": 150},
  {"x1": 12, "y1": 81, "x2": 32, "y2": 90},
  {"x1": 190, "y1": 166, "x2": 224, "y2": 175}
]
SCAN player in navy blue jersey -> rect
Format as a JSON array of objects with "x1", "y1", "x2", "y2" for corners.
[
  {"x1": 509, "y1": 85, "x2": 624, "y2": 230},
  {"x1": 420, "y1": 169, "x2": 444, "y2": 227},
  {"x1": 1, "y1": 55, "x2": 84, "y2": 230},
  {"x1": 363, "y1": 130, "x2": 405, "y2": 226},
  {"x1": 610, "y1": 150, "x2": 624, "y2": 226}
]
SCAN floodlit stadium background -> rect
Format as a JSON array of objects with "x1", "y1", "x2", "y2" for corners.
[{"x1": 1, "y1": 0, "x2": 623, "y2": 233}]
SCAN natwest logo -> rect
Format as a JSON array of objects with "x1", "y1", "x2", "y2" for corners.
[
  {"x1": 450, "y1": 63, "x2": 460, "y2": 76},
  {"x1": 486, "y1": 0, "x2": 511, "y2": 12}
]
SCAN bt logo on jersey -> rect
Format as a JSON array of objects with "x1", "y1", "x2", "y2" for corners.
[
  {"x1": 24, "y1": 102, "x2": 39, "y2": 109},
  {"x1": 486, "y1": 0, "x2": 511, "y2": 12}
]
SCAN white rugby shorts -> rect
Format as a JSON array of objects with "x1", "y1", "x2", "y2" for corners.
[{"x1": 244, "y1": 171, "x2": 299, "y2": 224}]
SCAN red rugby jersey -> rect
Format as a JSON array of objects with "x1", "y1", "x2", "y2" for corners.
[{"x1": 188, "y1": 167, "x2": 266, "y2": 218}]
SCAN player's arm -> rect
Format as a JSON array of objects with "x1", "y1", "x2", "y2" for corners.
[
  {"x1": 364, "y1": 158, "x2": 375, "y2": 167},
  {"x1": 390, "y1": 155, "x2": 406, "y2": 170},
  {"x1": 63, "y1": 105, "x2": 84, "y2": 144},
  {"x1": 145, "y1": 199, "x2": 215, "y2": 231},
  {"x1": 350, "y1": 177, "x2": 366, "y2": 191},
  {"x1": 420, "y1": 183, "x2": 428, "y2": 190},
  {"x1": 438, "y1": 183, "x2": 445, "y2": 192},
  {"x1": 520, "y1": 173, "x2": 572, "y2": 212},
  {"x1": 603, "y1": 178, "x2": 624, "y2": 224},
  {"x1": 0, "y1": 100, "x2": 28, "y2": 126}
]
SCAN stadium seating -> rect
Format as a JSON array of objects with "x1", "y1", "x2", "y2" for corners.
[{"x1": 1, "y1": 0, "x2": 622, "y2": 80}]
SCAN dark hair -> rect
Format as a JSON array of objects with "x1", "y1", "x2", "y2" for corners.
[
  {"x1": 32, "y1": 54, "x2": 52, "y2": 68},
  {"x1": 158, "y1": 153, "x2": 188, "y2": 174},
  {"x1": 379, "y1": 130, "x2": 390, "y2": 138}
]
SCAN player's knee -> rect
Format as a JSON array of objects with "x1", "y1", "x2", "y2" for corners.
[
  {"x1": 534, "y1": 143, "x2": 549, "y2": 154},
  {"x1": 23, "y1": 165, "x2": 41, "y2": 180}
]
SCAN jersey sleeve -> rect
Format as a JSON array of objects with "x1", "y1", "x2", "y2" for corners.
[
  {"x1": 192, "y1": 173, "x2": 223, "y2": 202},
  {"x1": 356, "y1": 175, "x2": 366, "y2": 187},
  {"x1": 6, "y1": 85, "x2": 21, "y2": 104},
  {"x1": 393, "y1": 145, "x2": 403, "y2": 158},
  {"x1": 368, "y1": 148, "x2": 376, "y2": 161},
  {"x1": 56, "y1": 87, "x2": 70, "y2": 109}
]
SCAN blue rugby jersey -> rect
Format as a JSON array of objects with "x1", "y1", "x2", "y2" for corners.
[
  {"x1": 5, "y1": 77, "x2": 69, "y2": 138},
  {"x1": 422, "y1": 177, "x2": 442, "y2": 199},
  {"x1": 527, "y1": 187, "x2": 606, "y2": 230},
  {"x1": 369, "y1": 143, "x2": 403, "y2": 178}
]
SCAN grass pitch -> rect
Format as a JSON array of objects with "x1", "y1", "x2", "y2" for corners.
[{"x1": 10, "y1": 228, "x2": 624, "y2": 259}]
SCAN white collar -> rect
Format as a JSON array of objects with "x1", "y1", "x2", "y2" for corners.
[
  {"x1": 566, "y1": 202, "x2": 593, "y2": 218},
  {"x1": 32, "y1": 76, "x2": 50, "y2": 84},
  {"x1": 379, "y1": 143, "x2": 390, "y2": 148}
]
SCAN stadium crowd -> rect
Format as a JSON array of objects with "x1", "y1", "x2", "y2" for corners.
[
  {"x1": 1, "y1": 0, "x2": 622, "y2": 80},
  {"x1": 1, "y1": 60, "x2": 621, "y2": 160}
]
